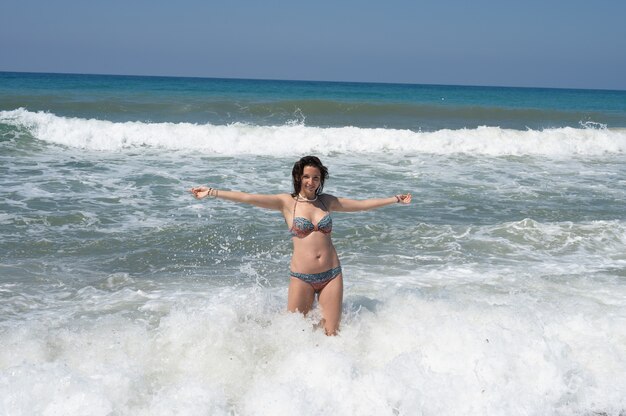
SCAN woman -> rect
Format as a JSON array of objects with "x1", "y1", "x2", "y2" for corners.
[{"x1": 191, "y1": 156, "x2": 411, "y2": 335}]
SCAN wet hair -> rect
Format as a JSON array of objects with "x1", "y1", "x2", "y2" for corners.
[{"x1": 291, "y1": 156, "x2": 329, "y2": 196}]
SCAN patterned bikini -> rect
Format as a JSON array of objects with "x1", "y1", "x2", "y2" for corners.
[{"x1": 289, "y1": 197, "x2": 342, "y2": 291}]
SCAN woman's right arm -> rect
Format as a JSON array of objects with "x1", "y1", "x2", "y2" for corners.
[{"x1": 190, "y1": 186, "x2": 287, "y2": 211}]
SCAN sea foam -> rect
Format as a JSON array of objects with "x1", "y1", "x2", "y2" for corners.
[
  {"x1": 1, "y1": 282, "x2": 625, "y2": 415},
  {"x1": 2, "y1": 108, "x2": 626, "y2": 156}
]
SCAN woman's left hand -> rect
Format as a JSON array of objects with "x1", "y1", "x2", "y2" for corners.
[{"x1": 190, "y1": 186, "x2": 210, "y2": 199}]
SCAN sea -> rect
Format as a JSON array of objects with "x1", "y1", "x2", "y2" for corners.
[{"x1": 1, "y1": 71, "x2": 626, "y2": 415}]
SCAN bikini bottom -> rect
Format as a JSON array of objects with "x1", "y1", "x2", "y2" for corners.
[{"x1": 290, "y1": 266, "x2": 342, "y2": 292}]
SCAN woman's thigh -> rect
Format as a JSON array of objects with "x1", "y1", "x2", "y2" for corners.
[
  {"x1": 287, "y1": 276, "x2": 315, "y2": 314},
  {"x1": 318, "y1": 274, "x2": 343, "y2": 335}
]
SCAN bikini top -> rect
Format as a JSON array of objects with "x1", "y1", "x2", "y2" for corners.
[{"x1": 289, "y1": 196, "x2": 333, "y2": 238}]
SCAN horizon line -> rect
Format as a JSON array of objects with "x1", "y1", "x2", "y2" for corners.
[{"x1": 1, "y1": 70, "x2": 624, "y2": 94}]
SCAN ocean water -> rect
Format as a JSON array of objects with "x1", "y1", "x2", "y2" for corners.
[{"x1": 1, "y1": 72, "x2": 626, "y2": 415}]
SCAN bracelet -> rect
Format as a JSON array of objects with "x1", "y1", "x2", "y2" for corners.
[
  {"x1": 207, "y1": 187, "x2": 218, "y2": 198},
  {"x1": 395, "y1": 195, "x2": 401, "y2": 203}
]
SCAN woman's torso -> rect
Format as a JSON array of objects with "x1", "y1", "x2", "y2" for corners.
[{"x1": 284, "y1": 195, "x2": 340, "y2": 273}]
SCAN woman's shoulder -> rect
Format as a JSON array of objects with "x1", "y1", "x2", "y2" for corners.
[
  {"x1": 319, "y1": 193, "x2": 339, "y2": 209},
  {"x1": 277, "y1": 193, "x2": 297, "y2": 203}
]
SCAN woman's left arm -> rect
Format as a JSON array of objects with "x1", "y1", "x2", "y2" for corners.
[{"x1": 327, "y1": 193, "x2": 411, "y2": 212}]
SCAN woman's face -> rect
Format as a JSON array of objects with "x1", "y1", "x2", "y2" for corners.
[{"x1": 300, "y1": 165, "x2": 322, "y2": 196}]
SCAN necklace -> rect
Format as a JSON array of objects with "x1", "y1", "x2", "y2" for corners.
[{"x1": 298, "y1": 193, "x2": 318, "y2": 202}]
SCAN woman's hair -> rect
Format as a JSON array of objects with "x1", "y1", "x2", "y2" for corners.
[{"x1": 291, "y1": 155, "x2": 329, "y2": 196}]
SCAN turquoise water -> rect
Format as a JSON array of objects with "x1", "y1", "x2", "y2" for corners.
[
  {"x1": 1, "y1": 72, "x2": 626, "y2": 415},
  {"x1": 2, "y1": 71, "x2": 626, "y2": 129}
]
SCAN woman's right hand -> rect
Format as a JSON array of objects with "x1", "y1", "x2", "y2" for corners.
[{"x1": 395, "y1": 193, "x2": 412, "y2": 204}]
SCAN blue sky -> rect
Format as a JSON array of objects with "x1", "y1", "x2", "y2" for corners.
[{"x1": 1, "y1": 0, "x2": 625, "y2": 90}]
